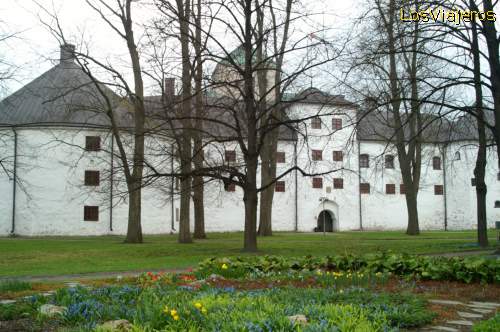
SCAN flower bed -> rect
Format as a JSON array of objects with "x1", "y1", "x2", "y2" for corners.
[
  {"x1": 20, "y1": 284, "x2": 433, "y2": 331},
  {"x1": 197, "y1": 253, "x2": 500, "y2": 284}
]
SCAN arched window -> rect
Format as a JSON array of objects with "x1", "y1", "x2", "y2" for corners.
[
  {"x1": 359, "y1": 154, "x2": 369, "y2": 168},
  {"x1": 433, "y1": 156, "x2": 441, "y2": 170},
  {"x1": 454, "y1": 151, "x2": 461, "y2": 160}
]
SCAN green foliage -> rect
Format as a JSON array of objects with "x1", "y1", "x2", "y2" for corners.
[
  {"x1": 198, "y1": 253, "x2": 500, "y2": 284},
  {"x1": 472, "y1": 313, "x2": 500, "y2": 332},
  {"x1": 0, "y1": 302, "x2": 36, "y2": 321},
  {"x1": 0, "y1": 279, "x2": 32, "y2": 293}
]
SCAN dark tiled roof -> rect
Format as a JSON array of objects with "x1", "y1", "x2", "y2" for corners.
[
  {"x1": 357, "y1": 109, "x2": 494, "y2": 143},
  {"x1": 0, "y1": 61, "x2": 122, "y2": 128}
]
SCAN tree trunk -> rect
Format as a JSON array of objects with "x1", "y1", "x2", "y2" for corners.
[
  {"x1": 193, "y1": 138, "x2": 206, "y2": 239},
  {"x1": 470, "y1": 7, "x2": 489, "y2": 247},
  {"x1": 125, "y1": 181, "x2": 143, "y2": 243},
  {"x1": 192, "y1": 0, "x2": 206, "y2": 240},
  {"x1": 243, "y1": 161, "x2": 258, "y2": 252},
  {"x1": 405, "y1": 185, "x2": 419, "y2": 235},
  {"x1": 258, "y1": 138, "x2": 277, "y2": 236}
]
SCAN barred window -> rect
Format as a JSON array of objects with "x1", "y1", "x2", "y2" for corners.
[
  {"x1": 333, "y1": 178, "x2": 344, "y2": 189},
  {"x1": 275, "y1": 181, "x2": 285, "y2": 192},
  {"x1": 84, "y1": 206, "x2": 99, "y2": 221},
  {"x1": 311, "y1": 117, "x2": 322, "y2": 129},
  {"x1": 386, "y1": 184, "x2": 395, "y2": 194},
  {"x1": 333, "y1": 151, "x2": 343, "y2": 162},
  {"x1": 312, "y1": 177, "x2": 323, "y2": 189},
  {"x1": 359, "y1": 154, "x2": 369, "y2": 168},
  {"x1": 225, "y1": 150, "x2": 236, "y2": 162},
  {"x1": 360, "y1": 183, "x2": 370, "y2": 194},
  {"x1": 312, "y1": 149, "x2": 323, "y2": 161},
  {"x1": 385, "y1": 155, "x2": 394, "y2": 169},
  {"x1": 332, "y1": 118, "x2": 342, "y2": 130},
  {"x1": 85, "y1": 136, "x2": 101, "y2": 151},
  {"x1": 276, "y1": 152, "x2": 286, "y2": 163}
]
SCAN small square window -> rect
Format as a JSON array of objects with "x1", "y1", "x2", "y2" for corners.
[
  {"x1": 276, "y1": 152, "x2": 286, "y2": 163},
  {"x1": 85, "y1": 136, "x2": 101, "y2": 151},
  {"x1": 312, "y1": 177, "x2": 323, "y2": 189},
  {"x1": 386, "y1": 184, "x2": 395, "y2": 194},
  {"x1": 225, "y1": 182, "x2": 236, "y2": 192},
  {"x1": 434, "y1": 185, "x2": 444, "y2": 195},
  {"x1": 84, "y1": 170, "x2": 100, "y2": 186},
  {"x1": 312, "y1": 150, "x2": 323, "y2": 161},
  {"x1": 332, "y1": 118, "x2": 342, "y2": 130},
  {"x1": 225, "y1": 150, "x2": 236, "y2": 163},
  {"x1": 275, "y1": 181, "x2": 285, "y2": 192},
  {"x1": 333, "y1": 151, "x2": 343, "y2": 162},
  {"x1": 84, "y1": 206, "x2": 99, "y2": 221},
  {"x1": 333, "y1": 178, "x2": 343, "y2": 189},
  {"x1": 311, "y1": 117, "x2": 322, "y2": 129},
  {"x1": 400, "y1": 184, "x2": 406, "y2": 195},
  {"x1": 360, "y1": 183, "x2": 370, "y2": 194}
]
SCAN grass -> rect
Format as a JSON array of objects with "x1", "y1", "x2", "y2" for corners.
[
  {"x1": 0, "y1": 230, "x2": 498, "y2": 277},
  {"x1": 0, "y1": 280, "x2": 32, "y2": 293}
]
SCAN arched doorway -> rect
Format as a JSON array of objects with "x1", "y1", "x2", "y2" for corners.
[{"x1": 315, "y1": 210, "x2": 337, "y2": 232}]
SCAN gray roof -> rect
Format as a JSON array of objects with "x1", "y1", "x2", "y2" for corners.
[
  {"x1": 0, "y1": 61, "x2": 121, "y2": 128},
  {"x1": 357, "y1": 109, "x2": 494, "y2": 143}
]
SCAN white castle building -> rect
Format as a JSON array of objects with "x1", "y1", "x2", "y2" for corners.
[{"x1": 0, "y1": 45, "x2": 499, "y2": 236}]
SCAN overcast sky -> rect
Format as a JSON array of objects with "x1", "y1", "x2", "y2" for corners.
[{"x1": 0, "y1": 0, "x2": 359, "y2": 97}]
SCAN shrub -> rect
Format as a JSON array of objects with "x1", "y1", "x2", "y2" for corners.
[
  {"x1": 472, "y1": 313, "x2": 500, "y2": 332},
  {"x1": 197, "y1": 253, "x2": 500, "y2": 284},
  {"x1": 0, "y1": 279, "x2": 32, "y2": 293}
]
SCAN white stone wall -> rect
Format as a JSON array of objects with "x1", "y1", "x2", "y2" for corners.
[{"x1": 1, "y1": 111, "x2": 499, "y2": 236}]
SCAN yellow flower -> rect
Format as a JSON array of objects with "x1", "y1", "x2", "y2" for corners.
[
  {"x1": 201, "y1": 307, "x2": 207, "y2": 314},
  {"x1": 173, "y1": 315, "x2": 180, "y2": 321},
  {"x1": 316, "y1": 270, "x2": 322, "y2": 276},
  {"x1": 375, "y1": 272, "x2": 382, "y2": 277},
  {"x1": 194, "y1": 302, "x2": 202, "y2": 309},
  {"x1": 339, "y1": 289, "x2": 344, "y2": 294},
  {"x1": 221, "y1": 263, "x2": 228, "y2": 270},
  {"x1": 163, "y1": 306, "x2": 169, "y2": 314},
  {"x1": 170, "y1": 309, "x2": 177, "y2": 316},
  {"x1": 326, "y1": 271, "x2": 330, "y2": 275}
]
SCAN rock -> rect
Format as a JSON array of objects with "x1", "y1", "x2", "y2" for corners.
[
  {"x1": 0, "y1": 299, "x2": 16, "y2": 305},
  {"x1": 457, "y1": 311, "x2": 482, "y2": 319},
  {"x1": 65, "y1": 282, "x2": 80, "y2": 288},
  {"x1": 430, "y1": 326, "x2": 459, "y2": 332},
  {"x1": 39, "y1": 304, "x2": 66, "y2": 317},
  {"x1": 446, "y1": 320, "x2": 473, "y2": 326},
  {"x1": 428, "y1": 299, "x2": 463, "y2": 306},
  {"x1": 100, "y1": 319, "x2": 133, "y2": 331},
  {"x1": 288, "y1": 314, "x2": 308, "y2": 325},
  {"x1": 469, "y1": 308, "x2": 493, "y2": 314},
  {"x1": 208, "y1": 274, "x2": 225, "y2": 280},
  {"x1": 469, "y1": 301, "x2": 500, "y2": 308},
  {"x1": 189, "y1": 280, "x2": 206, "y2": 286}
]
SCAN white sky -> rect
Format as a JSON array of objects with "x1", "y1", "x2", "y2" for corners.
[{"x1": 0, "y1": 0, "x2": 359, "y2": 96}]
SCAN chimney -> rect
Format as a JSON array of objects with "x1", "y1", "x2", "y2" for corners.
[
  {"x1": 164, "y1": 78, "x2": 175, "y2": 100},
  {"x1": 60, "y1": 44, "x2": 76, "y2": 64}
]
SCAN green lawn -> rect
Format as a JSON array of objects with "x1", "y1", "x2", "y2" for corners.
[{"x1": 0, "y1": 230, "x2": 498, "y2": 277}]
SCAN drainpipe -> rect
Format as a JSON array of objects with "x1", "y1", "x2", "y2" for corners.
[
  {"x1": 170, "y1": 143, "x2": 176, "y2": 232},
  {"x1": 294, "y1": 140, "x2": 298, "y2": 232},
  {"x1": 357, "y1": 140, "x2": 363, "y2": 230},
  {"x1": 442, "y1": 143, "x2": 448, "y2": 231},
  {"x1": 109, "y1": 134, "x2": 114, "y2": 232},
  {"x1": 10, "y1": 127, "x2": 18, "y2": 236}
]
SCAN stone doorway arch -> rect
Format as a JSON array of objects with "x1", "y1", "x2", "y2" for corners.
[{"x1": 314, "y1": 200, "x2": 339, "y2": 232}]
